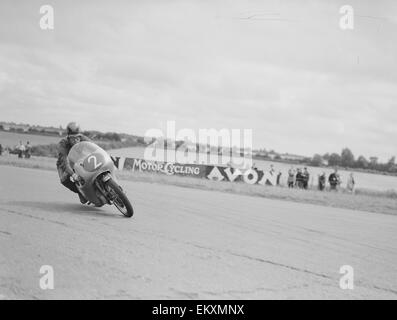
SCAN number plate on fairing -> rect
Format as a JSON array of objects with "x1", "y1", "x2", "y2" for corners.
[{"x1": 83, "y1": 153, "x2": 105, "y2": 172}]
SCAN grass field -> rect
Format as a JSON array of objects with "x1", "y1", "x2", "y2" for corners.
[
  {"x1": 0, "y1": 131, "x2": 60, "y2": 147},
  {"x1": 2, "y1": 132, "x2": 396, "y2": 192},
  {"x1": 1, "y1": 154, "x2": 396, "y2": 216}
]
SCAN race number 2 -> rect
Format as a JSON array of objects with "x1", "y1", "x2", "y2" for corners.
[{"x1": 88, "y1": 155, "x2": 103, "y2": 170}]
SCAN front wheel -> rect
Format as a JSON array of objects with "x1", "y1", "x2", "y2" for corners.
[{"x1": 105, "y1": 178, "x2": 134, "y2": 218}]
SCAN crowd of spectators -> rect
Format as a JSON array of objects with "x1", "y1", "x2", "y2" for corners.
[
  {"x1": 279, "y1": 166, "x2": 355, "y2": 193},
  {"x1": 287, "y1": 167, "x2": 311, "y2": 189},
  {"x1": 16, "y1": 141, "x2": 31, "y2": 158},
  {"x1": 0, "y1": 141, "x2": 31, "y2": 158}
]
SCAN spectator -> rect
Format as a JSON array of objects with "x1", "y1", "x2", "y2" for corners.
[
  {"x1": 346, "y1": 172, "x2": 355, "y2": 193},
  {"x1": 318, "y1": 172, "x2": 326, "y2": 191},
  {"x1": 17, "y1": 141, "x2": 25, "y2": 158},
  {"x1": 287, "y1": 167, "x2": 295, "y2": 188},
  {"x1": 328, "y1": 169, "x2": 340, "y2": 191},
  {"x1": 302, "y1": 167, "x2": 310, "y2": 189},
  {"x1": 25, "y1": 141, "x2": 31, "y2": 158},
  {"x1": 276, "y1": 171, "x2": 282, "y2": 186},
  {"x1": 295, "y1": 168, "x2": 303, "y2": 188}
]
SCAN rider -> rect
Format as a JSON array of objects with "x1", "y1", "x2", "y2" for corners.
[{"x1": 56, "y1": 122, "x2": 91, "y2": 204}]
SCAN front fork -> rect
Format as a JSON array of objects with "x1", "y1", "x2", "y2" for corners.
[{"x1": 94, "y1": 172, "x2": 113, "y2": 205}]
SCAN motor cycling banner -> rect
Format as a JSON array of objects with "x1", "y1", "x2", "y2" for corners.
[
  {"x1": 113, "y1": 156, "x2": 277, "y2": 185},
  {"x1": 113, "y1": 157, "x2": 207, "y2": 178}
]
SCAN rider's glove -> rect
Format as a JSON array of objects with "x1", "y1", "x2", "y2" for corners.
[{"x1": 71, "y1": 173, "x2": 80, "y2": 183}]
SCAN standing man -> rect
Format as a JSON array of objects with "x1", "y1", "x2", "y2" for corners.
[
  {"x1": 346, "y1": 172, "x2": 356, "y2": 193},
  {"x1": 318, "y1": 172, "x2": 326, "y2": 191},
  {"x1": 302, "y1": 167, "x2": 310, "y2": 189},
  {"x1": 328, "y1": 168, "x2": 340, "y2": 191},
  {"x1": 295, "y1": 168, "x2": 303, "y2": 188},
  {"x1": 17, "y1": 141, "x2": 25, "y2": 158},
  {"x1": 287, "y1": 166, "x2": 295, "y2": 188},
  {"x1": 276, "y1": 171, "x2": 282, "y2": 186},
  {"x1": 24, "y1": 141, "x2": 31, "y2": 158}
]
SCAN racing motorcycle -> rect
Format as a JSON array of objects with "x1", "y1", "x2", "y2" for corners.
[{"x1": 67, "y1": 141, "x2": 134, "y2": 218}]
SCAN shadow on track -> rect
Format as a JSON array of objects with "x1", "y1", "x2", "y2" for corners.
[{"x1": 6, "y1": 201, "x2": 123, "y2": 219}]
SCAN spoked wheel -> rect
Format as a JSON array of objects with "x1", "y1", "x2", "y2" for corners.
[{"x1": 105, "y1": 178, "x2": 134, "y2": 218}]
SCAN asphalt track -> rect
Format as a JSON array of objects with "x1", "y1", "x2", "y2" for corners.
[{"x1": 0, "y1": 166, "x2": 396, "y2": 299}]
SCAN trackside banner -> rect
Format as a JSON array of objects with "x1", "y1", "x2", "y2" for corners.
[
  {"x1": 113, "y1": 157, "x2": 207, "y2": 178},
  {"x1": 112, "y1": 157, "x2": 278, "y2": 185}
]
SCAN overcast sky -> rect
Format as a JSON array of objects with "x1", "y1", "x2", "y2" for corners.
[{"x1": 0, "y1": 0, "x2": 396, "y2": 160}]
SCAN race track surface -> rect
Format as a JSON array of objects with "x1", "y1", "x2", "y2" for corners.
[{"x1": 0, "y1": 166, "x2": 396, "y2": 299}]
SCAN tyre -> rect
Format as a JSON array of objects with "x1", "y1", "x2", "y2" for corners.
[{"x1": 105, "y1": 178, "x2": 134, "y2": 218}]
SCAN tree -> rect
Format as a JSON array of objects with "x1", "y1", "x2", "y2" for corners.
[
  {"x1": 387, "y1": 156, "x2": 396, "y2": 172},
  {"x1": 356, "y1": 155, "x2": 369, "y2": 169},
  {"x1": 328, "y1": 153, "x2": 341, "y2": 166},
  {"x1": 311, "y1": 154, "x2": 324, "y2": 167},
  {"x1": 341, "y1": 148, "x2": 355, "y2": 168},
  {"x1": 368, "y1": 157, "x2": 379, "y2": 170}
]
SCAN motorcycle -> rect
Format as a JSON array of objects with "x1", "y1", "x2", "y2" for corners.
[{"x1": 67, "y1": 141, "x2": 134, "y2": 218}]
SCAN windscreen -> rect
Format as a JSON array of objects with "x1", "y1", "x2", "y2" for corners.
[{"x1": 68, "y1": 141, "x2": 99, "y2": 165}]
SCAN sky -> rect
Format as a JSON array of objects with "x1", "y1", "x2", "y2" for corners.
[{"x1": 0, "y1": 0, "x2": 396, "y2": 161}]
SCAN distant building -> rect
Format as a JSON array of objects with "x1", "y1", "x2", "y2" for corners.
[
  {"x1": 0, "y1": 122, "x2": 11, "y2": 131},
  {"x1": 279, "y1": 153, "x2": 307, "y2": 162},
  {"x1": 43, "y1": 126, "x2": 64, "y2": 136},
  {"x1": 15, "y1": 124, "x2": 30, "y2": 132},
  {"x1": 0, "y1": 122, "x2": 65, "y2": 136},
  {"x1": 0, "y1": 122, "x2": 30, "y2": 132},
  {"x1": 254, "y1": 150, "x2": 267, "y2": 157},
  {"x1": 244, "y1": 148, "x2": 253, "y2": 157},
  {"x1": 267, "y1": 151, "x2": 278, "y2": 160}
]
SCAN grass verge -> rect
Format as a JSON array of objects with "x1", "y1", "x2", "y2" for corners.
[{"x1": 1, "y1": 155, "x2": 396, "y2": 215}]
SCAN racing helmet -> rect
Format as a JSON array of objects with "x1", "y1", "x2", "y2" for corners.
[{"x1": 66, "y1": 122, "x2": 80, "y2": 135}]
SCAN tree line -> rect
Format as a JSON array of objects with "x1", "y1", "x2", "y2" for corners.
[{"x1": 309, "y1": 148, "x2": 397, "y2": 174}]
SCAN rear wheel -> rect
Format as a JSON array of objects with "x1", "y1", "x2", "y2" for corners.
[{"x1": 105, "y1": 178, "x2": 134, "y2": 218}]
